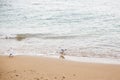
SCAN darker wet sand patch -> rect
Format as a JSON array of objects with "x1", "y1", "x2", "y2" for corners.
[
  {"x1": 34, "y1": 77, "x2": 40, "y2": 80},
  {"x1": 73, "y1": 74, "x2": 76, "y2": 76},
  {"x1": 15, "y1": 74, "x2": 19, "y2": 77},
  {"x1": 54, "y1": 77, "x2": 57, "y2": 79}
]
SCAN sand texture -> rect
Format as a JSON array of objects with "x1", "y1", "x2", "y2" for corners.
[{"x1": 0, "y1": 56, "x2": 120, "y2": 80}]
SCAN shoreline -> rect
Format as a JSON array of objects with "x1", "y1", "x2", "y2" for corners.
[
  {"x1": 0, "y1": 39, "x2": 120, "y2": 64},
  {"x1": 0, "y1": 54, "x2": 120, "y2": 65},
  {"x1": 0, "y1": 55, "x2": 120, "y2": 80}
]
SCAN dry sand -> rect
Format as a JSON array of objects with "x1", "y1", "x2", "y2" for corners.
[{"x1": 0, "y1": 55, "x2": 120, "y2": 80}]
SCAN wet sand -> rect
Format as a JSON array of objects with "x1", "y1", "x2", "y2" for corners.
[{"x1": 0, "y1": 55, "x2": 120, "y2": 80}]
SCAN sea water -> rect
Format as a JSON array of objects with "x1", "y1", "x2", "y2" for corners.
[{"x1": 0, "y1": 0, "x2": 120, "y2": 64}]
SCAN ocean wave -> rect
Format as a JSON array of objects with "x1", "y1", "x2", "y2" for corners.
[{"x1": 0, "y1": 33, "x2": 79, "y2": 41}]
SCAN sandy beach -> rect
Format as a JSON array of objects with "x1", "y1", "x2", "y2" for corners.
[{"x1": 0, "y1": 55, "x2": 120, "y2": 80}]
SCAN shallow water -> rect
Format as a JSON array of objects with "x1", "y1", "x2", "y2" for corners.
[{"x1": 0, "y1": 0, "x2": 120, "y2": 62}]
